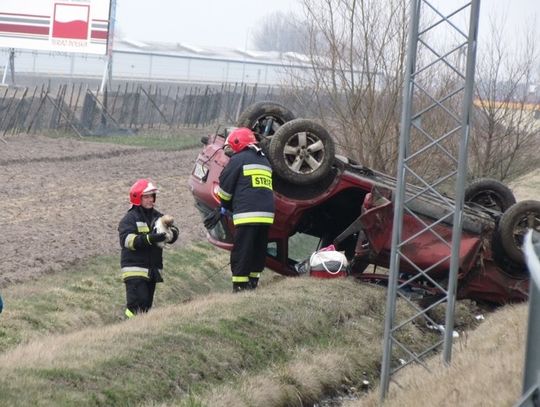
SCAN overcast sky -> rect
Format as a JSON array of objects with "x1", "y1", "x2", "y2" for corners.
[
  {"x1": 114, "y1": 0, "x2": 539, "y2": 50},
  {"x1": 114, "y1": 0, "x2": 301, "y2": 49}
]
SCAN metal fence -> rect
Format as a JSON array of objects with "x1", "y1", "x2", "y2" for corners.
[{"x1": 0, "y1": 81, "x2": 288, "y2": 137}]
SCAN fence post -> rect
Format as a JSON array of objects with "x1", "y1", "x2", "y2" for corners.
[
  {"x1": 129, "y1": 86, "x2": 140, "y2": 128},
  {"x1": 235, "y1": 82, "x2": 246, "y2": 122},
  {"x1": 26, "y1": 86, "x2": 47, "y2": 133},
  {"x1": 4, "y1": 86, "x2": 28, "y2": 136}
]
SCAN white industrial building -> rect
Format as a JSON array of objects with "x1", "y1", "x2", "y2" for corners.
[{"x1": 1, "y1": 38, "x2": 313, "y2": 85}]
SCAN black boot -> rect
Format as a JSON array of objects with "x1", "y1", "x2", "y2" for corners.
[
  {"x1": 248, "y1": 272, "x2": 261, "y2": 290},
  {"x1": 249, "y1": 277, "x2": 259, "y2": 290},
  {"x1": 233, "y1": 282, "x2": 250, "y2": 293}
]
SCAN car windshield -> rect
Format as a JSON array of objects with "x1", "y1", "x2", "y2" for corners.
[
  {"x1": 266, "y1": 232, "x2": 320, "y2": 265},
  {"x1": 288, "y1": 232, "x2": 321, "y2": 263}
]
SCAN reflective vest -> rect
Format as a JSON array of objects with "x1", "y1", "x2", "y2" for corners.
[
  {"x1": 118, "y1": 206, "x2": 164, "y2": 281},
  {"x1": 217, "y1": 146, "x2": 275, "y2": 226}
]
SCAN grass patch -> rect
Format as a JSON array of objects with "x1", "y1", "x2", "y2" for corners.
[
  {"x1": 0, "y1": 241, "x2": 482, "y2": 407},
  {"x1": 42, "y1": 128, "x2": 207, "y2": 150},
  {"x1": 0, "y1": 272, "x2": 440, "y2": 407},
  {"x1": 0, "y1": 242, "x2": 231, "y2": 351},
  {"x1": 355, "y1": 304, "x2": 528, "y2": 407}
]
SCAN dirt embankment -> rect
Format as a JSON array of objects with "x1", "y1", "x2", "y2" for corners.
[{"x1": 1, "y1": 134, "x2": 206, "y2": 287}]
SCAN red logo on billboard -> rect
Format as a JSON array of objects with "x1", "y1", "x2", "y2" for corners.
[{"x1": 52, "y1": 3, "x2": 90, "y2": 40}]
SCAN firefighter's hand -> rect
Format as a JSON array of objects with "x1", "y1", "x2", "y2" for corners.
[
  {"x1": 147, "y1": 232, "x2": 167, "y2": 245},
  {"x1": 203, "y1": 207, "x2": 222, "y2": 229}
]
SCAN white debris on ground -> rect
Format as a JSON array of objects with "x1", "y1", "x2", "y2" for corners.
[{"x1": 426, "y1": 322, "x2": 460, "y2": 338}]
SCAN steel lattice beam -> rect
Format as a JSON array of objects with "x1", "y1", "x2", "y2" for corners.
[{"x1": 380, "y1": 0, "x2": 481, "y2": 400}]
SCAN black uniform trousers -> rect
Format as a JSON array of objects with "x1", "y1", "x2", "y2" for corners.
[
  {"x1": 125, "y1": 278, "x2": 156, "y2": 315},
  {"x1": 230, "y1": 224, "x2": 270, "y2": 291}
]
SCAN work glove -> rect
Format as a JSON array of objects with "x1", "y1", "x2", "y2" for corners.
[
  {"x1": 147, "y1": 232, "x2": 167, "y2": 245},
  {"x1": 204, "y1": 207, "x2": 225, "y2": 230},
  {"x1": 224, "y1": 144, "x2": 234, "y2": 157}
]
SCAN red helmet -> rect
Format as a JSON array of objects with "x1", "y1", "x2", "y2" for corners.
[
  {"x1": 225, "y1": 127, "x2": 257, "y2": 153},
  {"x1": 129, "y1": 179, "x2": 159, "y2": 206}
]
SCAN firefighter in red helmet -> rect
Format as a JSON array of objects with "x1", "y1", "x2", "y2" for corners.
[
  {"x1": 118, "y1": 178, "x2": 179, "y2": 318},
  {"x1": 217, "y1": 127, "x2": 275, "y2": 292}
]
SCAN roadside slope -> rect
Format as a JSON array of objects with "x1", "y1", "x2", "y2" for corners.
[
  {"x1": 345, "y1": 170, "x2": 539, "y2": 406},
  {"x1": 350, "y1": 304, "x2": 527, "y2": 407},
  {"x1": 0, "y1": 277, "x2": 440, "y2": 407}
]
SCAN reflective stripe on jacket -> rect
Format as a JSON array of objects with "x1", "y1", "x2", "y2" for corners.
[
  {"x1": 121, "y1": 266, "x2": 163, "y2": 280},
  {"x1": 218, "y1": 147, "x2": 275, "y2": 226},
  {"x1": 118, "y1": 206, "x2": 164, "y2": 282}
]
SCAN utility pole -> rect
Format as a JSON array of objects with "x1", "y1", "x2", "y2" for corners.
[
  {"x1": 9, "y1": 48, "x2": 15, "y2": 84},
  {"x1": 380, "y1": 0, "x2": 481, "y2": 400},
  {"x1": 2, "y1": 48, "x2": 15, "y2": 85},
  {"x1": 100, "y1": 0, "x2": 116, "y2": 93}
]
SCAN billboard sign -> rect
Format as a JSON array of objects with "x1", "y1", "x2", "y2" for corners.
[{"x1": 0, "y1": 0, "x2": 111, "y2": 55}]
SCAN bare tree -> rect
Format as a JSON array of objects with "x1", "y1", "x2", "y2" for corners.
[
  {"x1": 470, "y1": 18, "x2": 540, "y2": 181},
  {"x1": 278, "y1": 0, "x2": 539, "y2": 182},
  {"x1": 253, "y1": 11, "x2": 308, "y2": 53},
  {"x1": 283, "y1": 0, "x2": 409, "y2": 174}
]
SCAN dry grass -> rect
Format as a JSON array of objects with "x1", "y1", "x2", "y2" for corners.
[
  {"x1": 348, "y1": 304, "x2": 527, "y2": 407},
  {"x1": 511, "y1": 168, "x2": 540, "y2": 200},
  {"x1": 0, "y1": 243, "x2": 231, "y2": 352},
  {"x1": 0, "y1": 295, "x2": 227, "y2": 370},
  {"x1": 0, "y1": 277, "x2": 439, "y2": 406},
  {"x1": 198, "y1": 335, "x2": 369, "y2": 407}
]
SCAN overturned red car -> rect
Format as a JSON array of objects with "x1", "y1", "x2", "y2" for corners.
[{"x1": 188, "y1": 101, "x2": 540, "y2": 304}]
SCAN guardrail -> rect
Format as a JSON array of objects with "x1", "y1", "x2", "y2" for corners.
[{"x1": 515, "y1": 230, "x2": 540, "y2": 407}]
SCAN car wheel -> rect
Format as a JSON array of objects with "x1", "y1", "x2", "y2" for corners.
[
  {"x1": 269, "y1": 118, "x2": 335, "y2": 185},
  {"x1": 464, "y1": 178, "x2": 516, "y2": 213},
  {"x1": 497, "y1": 200, "x2": 540, "y2": 264},
  {"x1": 236, "y1": 101, "x2": 295, "y2": 138}
]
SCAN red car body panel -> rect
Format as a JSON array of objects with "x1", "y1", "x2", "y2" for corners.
[{"x1": 360, "y1": 196, "x2": 482, "y2": 278}]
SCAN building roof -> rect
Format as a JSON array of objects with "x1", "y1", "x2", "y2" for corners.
[{"x1": 114, "y1": 37, "x2": 305, "y2": 66}]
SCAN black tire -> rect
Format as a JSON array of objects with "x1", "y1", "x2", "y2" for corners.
[
  {"x1": 269, "y1": 118, "x2": 335, "y2": 185},
  {"x1": 497, "y1": 200, "x2": 540, "y2": 264},
  {"x1": 236, "y1": 101, "x2": 295, "y2": 138},
  {"x1": 464, "y1": 178, "x2": 516, "y2": 213}
]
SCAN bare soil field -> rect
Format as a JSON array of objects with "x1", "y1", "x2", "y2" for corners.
[{"x1": 1, "y1": 133, "x2": 207, "y2": 287}]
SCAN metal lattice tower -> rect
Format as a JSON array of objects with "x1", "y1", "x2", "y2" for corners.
[{"x1": 380, "y1": 0, "x2": 481, "y2": 399}]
